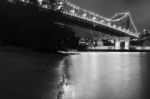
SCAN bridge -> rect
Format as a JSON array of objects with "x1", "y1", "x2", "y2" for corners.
[{"x1": 7, "y1": 0, "x2": 140, "y2": 50}]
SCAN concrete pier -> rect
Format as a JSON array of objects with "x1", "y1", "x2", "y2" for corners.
[{"x1": 115, "y1": 37, "x2": 130, "y2": 50}]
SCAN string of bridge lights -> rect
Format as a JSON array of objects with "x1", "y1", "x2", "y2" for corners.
[
  {"x1": 58, "y1": 0, "x2": 139, "y2": 36},
  {"x1": 19, "y1": 0, "x2": 139, "y2": 37}
]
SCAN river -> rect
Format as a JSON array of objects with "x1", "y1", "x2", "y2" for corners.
[
  {"x1": 56, "y1": 52, "x2": 149, "y2": 99},
  {"x1": 0, "y1": 47, "x2": 149, "y2": 99}
]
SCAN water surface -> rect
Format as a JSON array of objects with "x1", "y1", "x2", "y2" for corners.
[
  {"x1": 57, "y1": 52, "x2": 149, "y2": 99},
  {"x1": 0, "y1": 47, "x2": 149, "y2": 99}
]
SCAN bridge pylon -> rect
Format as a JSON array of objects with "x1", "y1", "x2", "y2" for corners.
[{"x1": 114, "y1": 37, "x2": 130, "y2": 50}]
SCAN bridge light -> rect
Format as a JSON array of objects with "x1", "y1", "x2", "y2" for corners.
[
  {"x1": 38, "y1": 0, "x2": 42, "y2": 5},
  {"x1": 57, "y1": 5, "x2": 62, "y2": 10},
  {"x1": 59, "y1": 2, "x2": 63, "y2": 5},
  {"x1": 127, "y1": 29, "x2": 130, "y2": 33},
  {"x1": 100, "y1": 20, "x2": 104, "y2": 23},
  {"x1": 118, "y1": 26, "x2": 122, "y2": 30},
  {"x1": 21, "y1": 0, "x2": 29, "y2": 3},
  {"x1": 82, "y1": 13, "x2": 87, "y2": 18},
  {"x1": 143, "y1": 29, "x2": 146, "y2": 32},
  {"x1": 65, "y1": 11, "x2": 68, "y2": 14},
  {"x1": 107, "y1": 23, "x2": 111, "y2": 26},
  {"x1": 70, "y1": 10, "x2": 75, "y2": 15},
  {"x1": 42, "y1": 5, "x2": 48, "y2": 9},
  {"x1": 138, "y1": 32, "x2": 141, "y2": 35},
  {"x1": 113, "y1": 25, "x2": 116, "y2": 28},
  {"x1": 122, "y1": 28, "x2": 126, "y2": 31},
  {"x1": 70, "y1": 3, "x2": 73, "y2": 7},
  {"x1": 92, "y1": 17, "x2": 96, "y2": 20},
  {"x1": 76, "y1": 6, "x2": 79, "y2": 9},
  {"x1": 72, "y1": 4, "x2": 75, "y2": 8}
]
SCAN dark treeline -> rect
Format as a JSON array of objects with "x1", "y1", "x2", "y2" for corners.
[{"x1": 0, "y1": 0, "x2": 79, "y2": 52}]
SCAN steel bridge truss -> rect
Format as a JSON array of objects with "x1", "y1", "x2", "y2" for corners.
[{"x1": 9, "y1": 0, "x2": 139, "y2": 38}]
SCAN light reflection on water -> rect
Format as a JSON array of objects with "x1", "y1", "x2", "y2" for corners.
[{"x1": 57, "y1": 52, "x2": 145, "y2": 99}]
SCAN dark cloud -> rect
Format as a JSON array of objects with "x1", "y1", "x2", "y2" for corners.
[{"x1": 70, "y1": 0, "x2": 150, "y2": 32}]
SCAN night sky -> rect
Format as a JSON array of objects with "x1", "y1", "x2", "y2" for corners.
[{"x1": 70, "y1": 0, "x2": 150, "y2": 32}]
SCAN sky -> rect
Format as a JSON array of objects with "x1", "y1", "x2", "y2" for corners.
[{"x1": 70, "y1": 0, "x2": 150, "y2": 32}]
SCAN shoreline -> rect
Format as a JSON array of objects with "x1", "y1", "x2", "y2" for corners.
[{"x1": 1, "y1": 45, "x2": 150, "y2": 57}]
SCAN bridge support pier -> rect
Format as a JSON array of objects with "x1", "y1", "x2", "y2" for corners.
[{"x1": 114, "y1": 37, "x2": 130, "y2": 50}]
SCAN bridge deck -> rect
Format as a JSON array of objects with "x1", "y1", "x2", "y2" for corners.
[
  {"x1": 7, "y1": 0, "x2": 139, "y2": 38},
  {"x1": 53, "y1": 11, "x2": 138, "y2": 37}
]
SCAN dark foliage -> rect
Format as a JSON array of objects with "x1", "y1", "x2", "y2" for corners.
[{"x1": 0, "y1": 1, "x2": 79, "y2": 52}]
